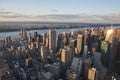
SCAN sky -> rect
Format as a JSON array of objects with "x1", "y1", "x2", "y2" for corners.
[{"x1": 0, "y1": 0, "x2": 120, "y2": 23}]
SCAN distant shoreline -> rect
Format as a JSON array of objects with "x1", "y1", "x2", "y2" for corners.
[{"x1": 0, "y1": 22, "x2": 120, "y2": 32}]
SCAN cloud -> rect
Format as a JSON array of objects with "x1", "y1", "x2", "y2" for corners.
[
  {"x1": 0, "y1": 8, "x2": 4, "y2": 10},
  {"x1": 50, "y1": 10, "x2": 59, "y2": 12},
  {"x1": 0, "y1": 11, "x2": 13, "y2": 14},
  {"x1": 0, "y1": 10, "x2": 30, "y2": 18},
  {"x1": 0, "y1": 12, "x2": 120, "y2": 23},
  {"x1": 0, "y1": 9, "x2": 14, "y2": 15}
]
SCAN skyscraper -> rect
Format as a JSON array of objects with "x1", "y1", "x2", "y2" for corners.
[
  {"x1": 84, "y1": 30, "x2": 88, "y2": 45},
  {"x1": 40, "y1": 45, "x2": 48, "y2": 63},
  {"x1": 19, "y1": 27, "x2": 27, "y2": 40},
  {"x1": 61, "y1": 49, "x2": 70, "y2": 66},
  {"x1": 42, "y1": 33, "x2": 47, "y2": 45},
  {"x1": 56, "y1": 34, "x2": 64, "y2": 50},
  {"x1": 88, "y1": 68, "x2": 98, "y2": 80},
  {"x1": 34, "y1": 31, "x2": 38, "y2": 42},
  {"x1": 101, "y1": 41, "x2": 110, "y2": 67},
  {"x1": 77, "y1": 34, "x2": 83, "y2": 54},
  {"x1": 28, "y1": 33, "x2": 31, "y2": 44},
  {"x1": 71, "y1": 57, "x2": 82, "y2": 76},
  {"x1": 105, "y1": 28, "x2": 114, "y2": 43},
  {"x1": 109, "y1": 29, "x2": 120, "y2": 73},
  {"x1": 49, "y1": 29, "x2": 56, "y2": 51},
  {"x1": 83, "y1": 45, "x2": 88, "y2": 56}
]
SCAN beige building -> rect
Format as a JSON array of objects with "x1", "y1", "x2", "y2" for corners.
[
  {"x1": 88, "y1": 68, "x2": 98, "y2": 80},
  {"x1": 40, "y1": 45, "x2": 48, "y2": 63},
  {"x1": 61, "y1": 49, "x2": 70, "y2": 66},
  {"x1": 77, "y1": 34, "x2": 82, "y2": 54}
]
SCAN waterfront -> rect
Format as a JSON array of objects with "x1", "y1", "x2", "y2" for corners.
[{"x1": 0, "y1": 28, "x2": 79, "y2": 40}]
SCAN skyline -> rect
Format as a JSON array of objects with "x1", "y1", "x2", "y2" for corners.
[{"x1": 0, "y1": 0, "x2": 120, "y2": 23}]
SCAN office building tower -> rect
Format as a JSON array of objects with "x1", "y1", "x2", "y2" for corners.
[
  {"x1": 84, "y1": 30, "x2": 88, "y2": 45},
  {"x1": 71, "y1": 57, "x2": 82, "y2": 76},
  {"x1": 19, "y1": 27, "x2": 27, "y2": 40},
  {"x1": 77, "y1": 34, "x2": 83, "y2": 54},
  {"x1": 49, "y1": 50, "x2": 55, "y2": 62},
  {"x1": 105, "y1": 28, "x2": 114, "y2": 43},
  {"x1": 61, "y1": 49, "x2": 70, "y2": 66},
  {"x1": 19, "y1": 27, "x2": 23, "y2": 40},
  {"x1": 49, "y1": 29, "x2": 56, "y2": 51},
  {"x1": 88, "y1": 68, "x2": 98, "y2": 80},
  {"x1": 93, "y1": 52, "x2": 107, "y2": 80},
  {"x1": 4, "y1": 37, "x2": 9, "y2": 45},
  {"x1": 83, "y1": 45, "x2": 88, "y2": 56},
  {"x1": 56, "y1": 35, "x2": 63, "y2": 50},
  {"x1": 44, "y1": 62, "x2": 64, "y2": 79},
  {"x1": 46, "y1": 37, "x2": 49, "y2": 47},
  {"x1": 101, "y1": 41, "x2": 110, "y2": 67},
  {"x1": 36, "y1": 36, "x2": 40, "y2": 43},
  {"x1": 42, "y1": 33, "x2": 47, "y2": 45},
  {"x1": 28, "y1": 33, "x2": 31, "y2": 44},
  {"x1": 83, "y1": 58, "x2": 92, "y2": 80},
  {"x1": 70, "y1": 39, "x2": 76, "y2": 48},
  {"x1": 110, "y1": 29, "x2": 120, "y2": 73},
  {"x1": 35, "y1": 42, "x2": 39, "y2": 49},
  {"x1": 8, "y1": 36, "x2": 11, "y2": 42},
  {"x1": 75, "y1": 47, "x2": 79, "y2": 55},
  {"x1": 64, "y1": 46, "x2": 74, "y2": 64},
  {"x1": 34, "y1": 31, "x2": 38, "y2": 42},
  {"x1": 67, "y1": 46, "x2": 74, "y2": 64},
  {"x1": 23, "y1": 30, "x2": 27, "y2": 40},
  {"x1": 90, "y1": 35, "x2": 98, "y2": 50},
  {"x1": 40, "y1": 45, "x2": 48, "y2": 63},
  {"x1": 116, "y1": 29, "x2": 120, "y2": 40},
  {"x1": 63, "y1": 36, "x2": 69, "y2": 46},
  {"x1": 20, "y1": 27, "x2": 23, "y2": 40}
]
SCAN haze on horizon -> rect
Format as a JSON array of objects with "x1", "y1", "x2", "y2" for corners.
[{"x1": 0, "y1": 0, "x2": 120, "y2": 23}]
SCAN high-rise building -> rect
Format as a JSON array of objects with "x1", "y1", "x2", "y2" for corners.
[
  {"x1": 28, "y1": 33, "x2": 31, "y2": 44},
  {"x1": 88, "y1": 68, "x2": 98, "y2": 80},
  {"x1": 4, "y1": 37, "x2": 9, "y2": 45},
  {"x1": 61, "y1": 49, "x2": 70, "y2": 66},
  {"x1": 109, "y1": 29, "x2": 120, "y2": 73},
  {"x1": 84, "y1": 30, "x2": 88, "y2": 45},
  {"x1": 77, "y1": 34, "x2": 83, "y2": 54},
  {"x1": 19, "y1": 27, "x2": 27, "y2": 40},
  {"x1": 49, "y1": 50, "x2": 55, "y2": 62},
  {"x1": 83, "y1": 45, "x2": 88, "y2": 56},
  {"x1": 45, "y1": 37, "x2": 49, "y2": 47},
  {"x1": 71, "y1": 57, "x2": 82, "y2": 76},
  {"x1": 56, "y1": 34, "x2": 64, "y2": 50},
  {"x1": 105, "y1": 28, "x2": 115, "y2": 43},
  {"x1": 70, "y1": 39, "x2": 77, "y2": 48},
  {"x1": 42, "y1": 33, "x2": 47, "y2": 45},
  {"x1": 63, "y1": 36, "x2": 69, "y2": 46},
  {"x1": 34, "y1": 31, "x2": 38, "y2": 42},
  {"x1": 83, "y1": 58, "x2": 92, "y2": 80},
  {"x1": 67, "y1": 46, "x2": 74, "y2": 64},
  {"x1": 23, "y1": 30, "x2": 27, "y2": 40},
  {"x1": 49, "y1": 29, "x2": 56, "y2": 51},
  {"x1": 44, "y1": 62, "x2": 64, "y2": 79},
  {"x1": 40, "y1": 45, "x2": 48, "y2": 63},
  {"x1": 101, "y1": 41, "x2": 110, "y2": 67}
]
